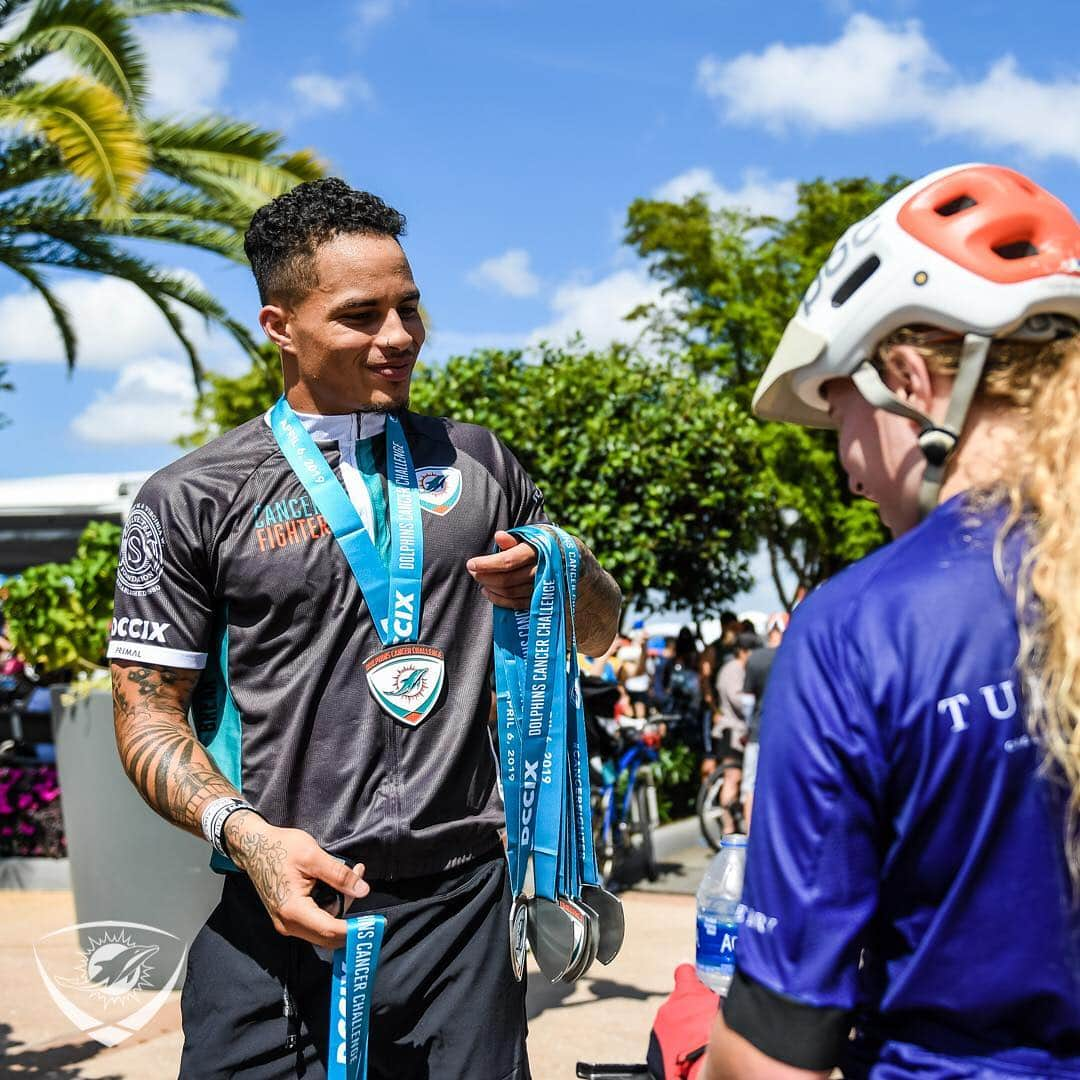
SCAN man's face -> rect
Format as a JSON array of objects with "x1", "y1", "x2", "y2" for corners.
[{"x1": 271, "y1": 233, "x2": 425, "y2": 412}]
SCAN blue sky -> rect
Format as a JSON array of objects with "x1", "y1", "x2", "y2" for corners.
[{"x1": 6, "y1": 1, "x2": 1080, "y2": 572}]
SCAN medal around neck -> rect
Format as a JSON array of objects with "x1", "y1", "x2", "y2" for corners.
[
  {"x1": 269, "y1": 398, "x2": 444, "y2": 726},
  {"x1": 364, "y1": 644, "x2": 445, "y2": 726}
]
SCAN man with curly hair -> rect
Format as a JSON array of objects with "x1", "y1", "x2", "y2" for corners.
[{"x1": 107, "y1": 178, "x2": 622, "y2": 1078}]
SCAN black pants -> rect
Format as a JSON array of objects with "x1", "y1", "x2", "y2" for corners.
[{"x1": 179, "y1": 851, "x2": 530, "y2": 1079}]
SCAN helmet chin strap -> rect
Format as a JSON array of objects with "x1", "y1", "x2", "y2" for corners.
[{"x1": 850, "y1": 333, "x2": 994, "y2": 521}]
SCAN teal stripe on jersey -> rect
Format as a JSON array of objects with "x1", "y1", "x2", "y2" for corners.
[
  {"x1": 356, "y1": 434, "x2": 391, "y2": 568},
  {"x1": 195, "y1": 614, "x2": 243, "y2": 874}
]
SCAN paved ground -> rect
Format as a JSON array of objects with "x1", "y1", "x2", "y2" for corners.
[{"x1": 0, "y1": 837, "x2": 713, "y2": 1079}]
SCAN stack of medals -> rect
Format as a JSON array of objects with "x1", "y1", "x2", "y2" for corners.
[{"x1": 493, "y1": 524, "x2": 625, "y2": 982}]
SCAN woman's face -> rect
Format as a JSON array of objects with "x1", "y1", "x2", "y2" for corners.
[{"x1": 826, "y1": 374, "x2": 929, "y2": 538}]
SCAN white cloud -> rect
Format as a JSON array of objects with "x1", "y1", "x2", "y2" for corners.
[
  {"x1": 356, "y1": 0, "x2": 397, "y2": 30},
  {"x1": 528, "y1": 269, "x2": 666, "y2": 350},
  {"x1": 931, "y1": 57, "x2": 1080, "y2": 160},
  {"x1": 137, "y1": 17, "x2": 237, "y2": 114},
  {"x1": 467, "y1": 249, "x2": 541, "y2": 298},
  {"x1": 290, "y1": 72, "x2": 375, "y2": 114},
  {"x1": 70, "y1": 359, "x2": 198, "y2": 445},
  {"x1": 654, "y1": 168, "x2": 798, "y2": 218},
  {"x1": 0, "y1": 275, "x2": 245, "y2": 370},
  {"x1": 698, "y1": 14, "x2": 939, "y2": 134},
  {"x1": 696, "y1": 13, "x2": 1080, "y2": 161}
]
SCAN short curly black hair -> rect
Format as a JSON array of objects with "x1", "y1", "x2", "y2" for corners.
[{"x1": 244, "y1": 178, "x2": 407, "y2": 304}]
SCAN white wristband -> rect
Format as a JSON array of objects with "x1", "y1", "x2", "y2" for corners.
[{"x1": 200, "y1": 796, "x2": 257, "y2": 857}]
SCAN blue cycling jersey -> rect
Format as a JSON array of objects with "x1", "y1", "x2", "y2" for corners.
[{"x1": 729, "y1": 495, "x2": 1080, "y2": 1078}]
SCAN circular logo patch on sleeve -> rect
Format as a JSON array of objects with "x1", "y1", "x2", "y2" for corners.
[{"x1": 117, "y1": 504, "x2": 166, "y2": 597}]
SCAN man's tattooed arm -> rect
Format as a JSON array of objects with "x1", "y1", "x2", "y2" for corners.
[
  {"x1": 110, "y1": 660, "x2": 237, "y2": 836},
  {"x1": 224, "y1": 811, "x2": 291, "y2": 909},
  {"x1": 573, "y1": 539, "x2": 623, "y2": 657},
  {"x1": 111, "y1": 660, "x2": 367, "y2": 944}
]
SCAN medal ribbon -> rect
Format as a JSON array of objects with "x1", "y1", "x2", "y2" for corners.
[
  {"x1": 328, "y1": 914, "x2": 385, "y2": 1080},
  {"x1": 269, "y1": 397, "x2": 424, "y2": 645},
  {"x1": 492, "y1": 525, "x2": 591, "y2": 903}
]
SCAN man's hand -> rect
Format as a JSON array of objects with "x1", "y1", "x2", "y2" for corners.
[
  {"x1": 466, "y1": 530, "x2": 538, "y2": 609},
  {"x1": 467, "y1": 527, "x2": 622, "y2": 655},
  {"x1": 224, "y1": 811, "x2": 369, "y2": 950}
]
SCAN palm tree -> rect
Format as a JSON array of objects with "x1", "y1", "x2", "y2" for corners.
[{"x1": 0, "y1": 0, "x2": 324, "y2": 381}]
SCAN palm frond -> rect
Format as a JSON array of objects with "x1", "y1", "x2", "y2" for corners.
[
  {"x1": 146, "y1": 115, "x2": 324, "y2": 199},
  {"x1": 0, "y1": 251, "x2": 76, "y2": 367},
  {"x1": 270, "y1": 148, "x2": 324, "y2": 184},
  {"x1": 0, "y1": 76, "x2": 148, "y2": 214},
  {"x1": 0, "y1": 1, "x2": 35, "y2": 24},
  {"x1": 117, "y1": 0, "x2": 238, "y2": 16},
  {"x1": 14, "y1": 0, "x2": 148, "y2": 105},
  {"x1": 0, "y1": 46, "x2": 48, "y2": 92},
  {"x1": 5, "y1": 217, "x2": 258, "y2": 381},
  {"x1": 0, "y1": 134, "x2": 65, "y2": 193},
  {"x1": 4, "y1": 183, "x2": 247, "y2": 259}
]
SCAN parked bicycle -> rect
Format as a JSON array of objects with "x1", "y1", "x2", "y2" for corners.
[
  {"x1": 590, "y1": 715, "x2": 671, "y2": 887},
  {"x1": 696, "y1": 762, "x2": 746, "y2": 851}
]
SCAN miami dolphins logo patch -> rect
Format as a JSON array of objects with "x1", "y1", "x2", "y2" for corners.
[
  {"x1": 364, "y1": 644, "x2": 446, "y2": 726},
  {"x1": 415, "y1": 467, "x2": 462, "y2": 516}
]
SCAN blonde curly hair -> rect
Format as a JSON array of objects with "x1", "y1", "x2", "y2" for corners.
[{"x1": 878, "y1": 326, "x2": 1080, "y2": 882}]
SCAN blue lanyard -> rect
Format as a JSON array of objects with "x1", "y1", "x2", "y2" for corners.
[
  {"x1": 492, "y1": 603, "x2": 532, "y2": 897},
  {"x1": 557, "y1": 530, "x2": 601, "y2": 888},
  {"x1": 269, "y1": 397, "x2": 424, "y2": 645},
  {"x1": 328, "y1": 914, "x2": 385, "y2": 1080},
  {"x1": 493, "y1": 525, "x2": 581, "y2": 902}
]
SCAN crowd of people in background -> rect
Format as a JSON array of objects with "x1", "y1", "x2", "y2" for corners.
[{"x1": 583, "y1": 610, "x2": 790, "y2": 833}]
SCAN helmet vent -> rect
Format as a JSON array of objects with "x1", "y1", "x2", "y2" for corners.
[
  {"x1": 935, "y1": 195, "x2": 977, "y2": 216},
  {"x1": 831, "y1": 255, "x2": 880, "y2": 308},
  {"x1": 993, "y1": 240, "x2": 1039, "y2": 260}
]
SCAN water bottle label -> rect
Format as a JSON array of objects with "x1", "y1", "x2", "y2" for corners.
[{"x1": 696, "y1": 916, "x2": 739, "y2": 973}]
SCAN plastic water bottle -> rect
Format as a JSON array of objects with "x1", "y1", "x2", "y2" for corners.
[{"x1": 695, "y1": 834, "x2": 747, "y2": 994}]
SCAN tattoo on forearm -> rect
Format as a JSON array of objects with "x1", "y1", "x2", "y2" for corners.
[
  {"x1": 574, "y1": 542, "x2": 623, "y2": 655},
  {"x1": 227, "y1": 821, "x2": 290, "y2": 909},
  {"x1": 111, "y1": 663, "x2": 237, "y2": 834}
]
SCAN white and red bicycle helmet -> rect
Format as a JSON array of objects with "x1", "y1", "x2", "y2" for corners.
[{"x1": 753, "y1": 164, "x2": 1080, "y2": 514}]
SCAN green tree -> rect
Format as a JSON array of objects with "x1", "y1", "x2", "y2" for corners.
[
  {"x1": 0, "y1": 0, "x2": 323, "y2": 383},
  {"x1": 2, "y1": 519, "x2": 121, "y2": 672},
  {"x1": 625, "y1": 176, "x2": 908, "y2": 605},
  {"x1": 185, "y1": 343, "x2": 767, "y2": 618}
]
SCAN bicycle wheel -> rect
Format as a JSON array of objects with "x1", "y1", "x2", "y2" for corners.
[
  {"x1": 632, "y1": 777, "x2": 659, "y2": 882},
  {"x1": 593, "y1": 787, "x2": 616, "y2": 887},
  {"x1": 696, "y1": 769, "x2": 726, "y2": 852}
]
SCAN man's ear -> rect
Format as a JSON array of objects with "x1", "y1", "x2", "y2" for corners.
[
  {"x1": 883, "y1": 344, "x2": 935, "y2": 413},
  {"x1": 259, "y1": 303, "x2": 292, "y2": 353}
]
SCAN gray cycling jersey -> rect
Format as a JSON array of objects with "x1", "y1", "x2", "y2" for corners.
[{"x1": 108, "y1": 409, "x2": 547, "y2": 879}]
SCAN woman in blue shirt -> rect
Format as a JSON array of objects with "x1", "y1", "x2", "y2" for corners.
[{"x1": 705, "y1": 164, "x2": 1080, "y2": 1078}]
